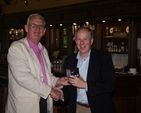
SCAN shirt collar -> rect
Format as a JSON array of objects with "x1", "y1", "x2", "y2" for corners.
[
  {"x1": 76, "y1": 49, "x2": 91, "y2": 61},
  {"x1": 26, "y1": 37, "x2": 44, "y2": 52}
]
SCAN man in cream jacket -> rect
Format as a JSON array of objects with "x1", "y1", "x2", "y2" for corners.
[{"x1": 5, "y1": 13, "x2": 69, "y2": 113}]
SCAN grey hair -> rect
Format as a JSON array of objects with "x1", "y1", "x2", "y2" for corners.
[
  {"x1": 74, "y1": 27, "x2": 94, "y2": 40},
  {"x1": 26, "y1": 13, "x2": 46, "y2": 26}
]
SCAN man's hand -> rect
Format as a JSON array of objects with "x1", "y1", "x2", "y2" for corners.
[
  {"x1": 54, "y1": 87, "x2": 63, "y2": 99},
  {"x1": 50, "y1": 88, "x2": 62, "y2": 101},
  {"x1": 57, "y1": 77, "x2": 70, "y2": 86},
  {"x1": 68, "y1": 75, "x2": 86, "y2": 88}
]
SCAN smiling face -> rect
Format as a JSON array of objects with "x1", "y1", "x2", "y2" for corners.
[
  {"x1": 75, "y1": 28, "x2": 94, "y2": 59},
  {"x1": 24, "y1": 15, "x2": 46, "y2": 45}
]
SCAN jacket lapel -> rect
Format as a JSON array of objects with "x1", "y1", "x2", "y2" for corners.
[
  {"x1": 22, "y1": 38, "x2": 41, "y2": 69},
  {"x1": 87, "y1": 49, "x2": 97, "y2": 81}
]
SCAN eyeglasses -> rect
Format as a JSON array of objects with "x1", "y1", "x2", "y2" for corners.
[{"x1": 28, "y1": 24, "x2": 45, "y2": 29}]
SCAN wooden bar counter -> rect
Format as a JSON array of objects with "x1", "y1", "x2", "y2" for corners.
[{"x1": 113, "y1": 73, "x2": 141, "y2": 113}]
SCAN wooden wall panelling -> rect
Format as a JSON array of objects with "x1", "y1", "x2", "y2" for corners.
[
  {"x1": 49, "y1": 27, "x2": 56, "y2": 58},
  {"x1": 128, "y1": 20, "x2": 137, "y2": 68},
  {"x1": 136, "y1": 20, "x2": 141, "y2": 72},
  {"x1": 0, "y1": 28, "x2": 7, "y2": 53},
  {"x1": 0, "y1": 1, "x2": 141, "y2": 53},
  {"x1": 94, "y1": 23, "x2": 103, "y2": 50},
  {"x1": 66, "y1": 25, "x2": 74, "y2": 56},
  {"x1": 44, "y1": 28, "x2": 50, "y2": 54}
]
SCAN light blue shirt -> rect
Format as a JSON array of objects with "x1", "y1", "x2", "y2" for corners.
[{"x1": 76, "y1": 50, "x2": 91, "y2": 104}]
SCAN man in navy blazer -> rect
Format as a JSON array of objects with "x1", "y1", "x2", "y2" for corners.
[{"x1": 63, "y1": 27, "x2": 116, "y2": 113}]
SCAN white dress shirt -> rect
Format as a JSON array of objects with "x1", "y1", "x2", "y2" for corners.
[{"x1": 76, "y1": 50, "x2": 91, "y2": 104}]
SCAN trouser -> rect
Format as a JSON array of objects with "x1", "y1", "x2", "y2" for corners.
[
  {"x1": 76, "y1": 103, "x2": 91, "y2": 113},
  {"x1": 40, "y1": 97, "x2": 47, "y2": 113}
]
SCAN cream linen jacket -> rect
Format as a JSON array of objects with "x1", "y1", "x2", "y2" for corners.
[{"x1": 5, "y1": 38, "x2": 59, "y2": 113}]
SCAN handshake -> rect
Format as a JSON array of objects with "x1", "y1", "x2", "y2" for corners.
[
  {"x1": 50, "y1": 87, "x2": 64, "y2": 101},
  {"x1": 49, "y1": 76, "x2": 69, "y2": 101},
  {"x1": 50, "y1": 67, "x2": 84, "y2": 101}
]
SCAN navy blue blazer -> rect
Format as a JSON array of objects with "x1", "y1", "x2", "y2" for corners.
[{"x1": 63, "y1": 48, "x2": 116, "y2": 113}]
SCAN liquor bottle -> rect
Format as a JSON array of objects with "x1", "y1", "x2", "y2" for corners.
[{"x1": 121, "y1": 41, "x2": 125, "y2": 52}]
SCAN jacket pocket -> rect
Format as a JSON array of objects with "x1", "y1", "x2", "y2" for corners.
[{"x1": 18, "y1": 87, "x2": 36, "y2": 102}]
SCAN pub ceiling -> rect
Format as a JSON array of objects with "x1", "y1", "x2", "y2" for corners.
[{"x1": 0, "y1": 0, "x2": 92, "y2": 14}]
